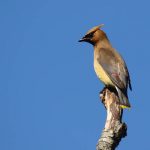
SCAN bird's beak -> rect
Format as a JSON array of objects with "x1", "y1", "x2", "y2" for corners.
[{"x1": 78, "y1": 37, "x2": 87, "y2": 42}]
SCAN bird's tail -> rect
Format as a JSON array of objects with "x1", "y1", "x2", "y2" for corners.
[{"x1": 115, "y1": 86, "x2": 131, "y2": 109}]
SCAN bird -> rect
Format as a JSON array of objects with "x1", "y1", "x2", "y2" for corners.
[{"x1": 79, "y1": 24, "x2": 132, "y2": 108}]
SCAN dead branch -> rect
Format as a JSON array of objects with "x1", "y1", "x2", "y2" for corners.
[{"x1": 96, "y1": 88, "x2": 127, "y2": 150}]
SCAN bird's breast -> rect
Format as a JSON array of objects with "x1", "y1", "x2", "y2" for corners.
[{"x1": 94, "y1": 58, "x2": 114, "y2": 86}]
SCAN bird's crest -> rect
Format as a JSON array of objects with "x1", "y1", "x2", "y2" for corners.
[{"x1": 86, "y1": 24, "x2": 104, "y2": 35}]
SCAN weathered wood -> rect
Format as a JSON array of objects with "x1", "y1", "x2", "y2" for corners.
[{"x1": 96, "y1": 88, "x2": 127, "y2": 150}]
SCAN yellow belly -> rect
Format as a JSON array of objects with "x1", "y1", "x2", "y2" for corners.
[{"x1": 94, "y1": 59, "x2": 114, "y2": 86}]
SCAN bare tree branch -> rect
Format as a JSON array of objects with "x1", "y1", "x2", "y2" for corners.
[{"x1": 96, "y1": 88, "x2": 127, "y2": 150}]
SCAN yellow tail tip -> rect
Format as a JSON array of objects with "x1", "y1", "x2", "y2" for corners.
[{"x1": 120, "y1": 105, "x2": 131, "y2": 109}]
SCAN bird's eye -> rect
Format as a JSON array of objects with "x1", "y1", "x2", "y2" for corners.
[{"x1": 85, "y1": 32, "x2": 94, "y2": 38}]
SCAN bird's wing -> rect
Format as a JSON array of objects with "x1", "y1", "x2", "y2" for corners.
[{"x1": 97, "y1": 48, "x2": 131, "y2": 90}]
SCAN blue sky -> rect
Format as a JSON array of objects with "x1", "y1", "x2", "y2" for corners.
[{"x1": 1, "y1": 0, "x2": 150, "y2": 149}]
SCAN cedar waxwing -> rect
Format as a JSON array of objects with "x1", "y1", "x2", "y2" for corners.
[{"x1": 79, "y1": 24, "x2": 132, "y2": 108}]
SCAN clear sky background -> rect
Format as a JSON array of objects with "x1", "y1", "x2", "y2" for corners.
[{"x1": 1, "y1": 0, "x2": 150, "y2": 150}]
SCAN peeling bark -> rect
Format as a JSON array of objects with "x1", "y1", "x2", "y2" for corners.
[{"x1": 96, "y1": 88, "x2": 127, "y2": 150}]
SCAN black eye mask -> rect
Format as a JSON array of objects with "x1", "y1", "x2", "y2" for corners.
[{"x1": 85, "y1": 32, "x2": 94, "y2": 39}]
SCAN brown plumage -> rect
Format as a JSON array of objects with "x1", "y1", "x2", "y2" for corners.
[{"x1": 79, "y1": 24, "x2": 132, "y2": 108}]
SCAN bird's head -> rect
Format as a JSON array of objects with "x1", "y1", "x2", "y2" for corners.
[{"x1": 78, "y1": 24, "x2": 108, "y2": 46}]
